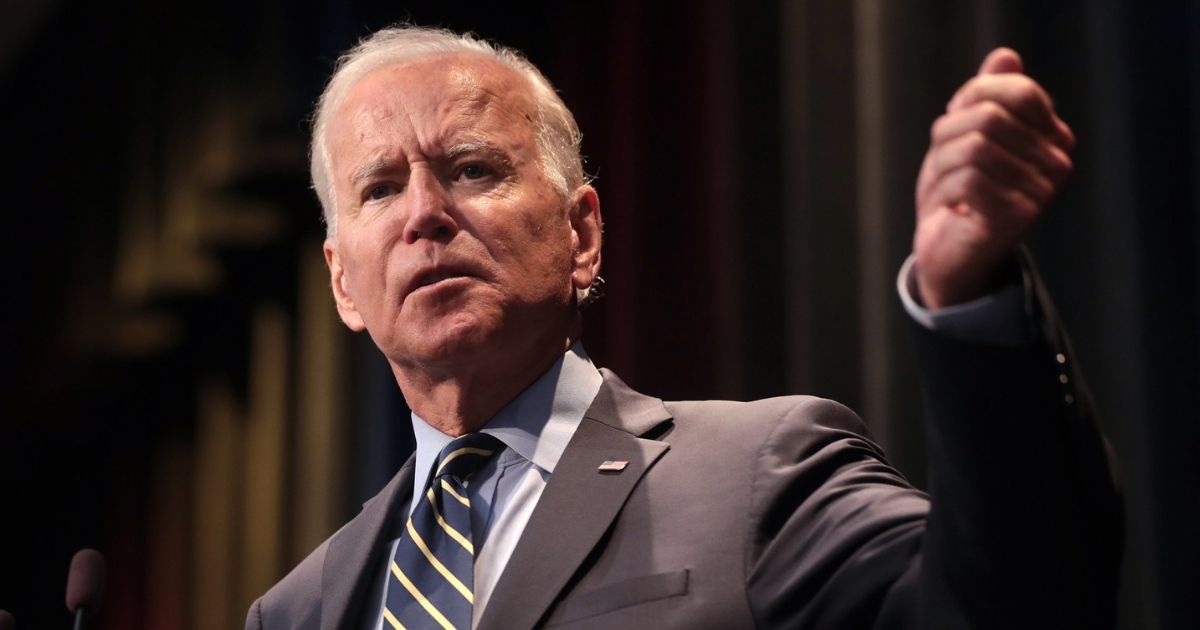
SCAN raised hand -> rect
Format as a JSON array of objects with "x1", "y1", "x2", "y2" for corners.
[{"x1": 913, "y1": 48, "x2": 1075, "y2": 309}]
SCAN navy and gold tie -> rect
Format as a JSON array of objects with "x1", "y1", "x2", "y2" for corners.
[{"x1": 383, "y1": 433, "x2": 504, "y2": 630}]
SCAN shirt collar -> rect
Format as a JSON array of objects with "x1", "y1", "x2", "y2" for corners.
[{"x1": 408, "y1": 342, "x2": 603, "y2": 502}]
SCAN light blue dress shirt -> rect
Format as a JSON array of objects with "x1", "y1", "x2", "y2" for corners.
[
  {"x1": 366, "y1": 344, "x2": 602, "y2": 630},
  {"x1": 365, "y1": 259, "x2": 1030, "y2": 628}
]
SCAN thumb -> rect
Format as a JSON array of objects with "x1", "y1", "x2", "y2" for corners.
[{"x1": 979, "y1": 47, "x2": 1024, "y2": 75}]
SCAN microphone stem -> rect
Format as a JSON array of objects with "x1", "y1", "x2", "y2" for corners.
[{"x1": 73, "y1": 608, "x2": 86, "y2": 630}]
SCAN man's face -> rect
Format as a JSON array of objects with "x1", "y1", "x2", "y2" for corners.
[{"x1": 323, "y1": 54, "x2": 597, "y2": 373}]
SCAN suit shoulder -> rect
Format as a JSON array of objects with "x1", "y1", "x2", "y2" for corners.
[
  {"x1": 663, "y1": 395, "x2": 885, "y2": 471},
  {"x1": 664, "y1": 395, "x2": 870, "y2": 437},
  {"x1": 250, "y1": 536, "x2": 331, "y2": 629}
]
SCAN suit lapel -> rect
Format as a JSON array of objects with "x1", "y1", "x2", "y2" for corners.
[
  {"x1": 320, "y1": 457, "x2": 416, "y2": 630},
  {"x1": 477, "y1": 370, "x2": 673, "y2": 630}
]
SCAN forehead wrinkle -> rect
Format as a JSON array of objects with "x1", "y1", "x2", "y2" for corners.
[
  {"x1": 440, "y1": 56, "x2": 536, "y2": 127},
  {"x1": 440, "y1": 90, "x2": 512, "y2": 142},
  {"x1": 340, "y1": 101, "x2": 406, "y2": 156},
  {"x1": 342, "y1": 112, "x2": 408, "y2": 186},
  {"x1": 334, "y1": 55, "x2": 539, "y2": 186},
  {"x1": 442, "y1": 89, "x2": 538, "y2": 168}
]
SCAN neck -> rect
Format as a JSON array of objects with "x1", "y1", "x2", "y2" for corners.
[{"x1": 392, "y1": 325, "x2": 581, "y2": 437}]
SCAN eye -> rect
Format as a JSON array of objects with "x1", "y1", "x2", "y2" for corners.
[
  {"x1": 459, "y1": 163, "x2": 490, "y2": 180},
  {"x1": 366, "y1": 183, "x2": 396, "y2": 201}
]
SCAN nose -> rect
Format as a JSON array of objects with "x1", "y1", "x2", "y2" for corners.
[{"x1": 403, "y1": 167, "x2": 458, "y2": 243}]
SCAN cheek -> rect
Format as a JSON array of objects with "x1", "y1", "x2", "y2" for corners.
[
  {"x1": 487, "y1": 208, "x2": 557, "y2": 264},
  {"x1": 338, "y1": 236, "x2": 392, "y2": 303},
  {"x1": 522, "y1": 225, "x2": 576, "y2": 289}
]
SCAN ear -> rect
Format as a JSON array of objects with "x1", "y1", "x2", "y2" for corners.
[
  {"x1": 324, "y1": 239, "x2": 367, "y2": 332},
  {"x1": 568, "y1": 185, "x2": 603, "y2": 295}
]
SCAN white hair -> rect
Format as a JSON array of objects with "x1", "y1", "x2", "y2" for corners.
[{"x1": 310, "y1": 25, "x2": 587, "y2": 238}]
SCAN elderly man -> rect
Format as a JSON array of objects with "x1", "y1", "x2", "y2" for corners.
[{"x1": 247, "y1": 26, "x2": 1120, "y2": 630}]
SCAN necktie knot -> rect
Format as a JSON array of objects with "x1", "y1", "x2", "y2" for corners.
[
  {"x1": 383, "y1": 432, "x2": 505, "y2": 630},
  {"x1": 435, "y1": 432, "x2": 505, "y2": 483}
]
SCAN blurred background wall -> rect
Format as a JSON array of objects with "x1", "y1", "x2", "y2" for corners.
[{"x1": 0, "y1": 0, "x2": 1195, "y2": 628}]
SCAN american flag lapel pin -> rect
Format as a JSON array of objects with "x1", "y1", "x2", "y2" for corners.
[{"x1": 597, "y1": 460, "x2": 629, "y2": 473}]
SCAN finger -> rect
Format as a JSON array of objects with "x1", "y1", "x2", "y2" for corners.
[
  {"x1": 919, "y1": 130, "x2": 1057, "y2": 210},
  {"x1": 949, "y1": 75, "x2": 1076, "y2": 152},
  {"x1": 931, "y1": 101, "x2": 1074, "y2": 179},
  {"x1": 1055, "y1": 116, "x2": 1077, "y2": 152},
  {"x1": 916, "y1": 151, "x2": 937, "y2": 218},
  {"x1": 948, "y1": 74, "x2": 1058, "y2": 136},
  {"x1": 978, "y1": 47, "x2": 1024, "y2": 75},
  {"x1": 925, "y1": 165, "x2": 1042, "y2": 233}
]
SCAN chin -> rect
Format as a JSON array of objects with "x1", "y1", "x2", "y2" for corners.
[{"x1": 393, "y1": 311, "x2": 500, "y2": 367}]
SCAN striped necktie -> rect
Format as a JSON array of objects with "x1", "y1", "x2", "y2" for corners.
[{"x1": 383, "y1": 432, "x2": 504, "y2": 630}]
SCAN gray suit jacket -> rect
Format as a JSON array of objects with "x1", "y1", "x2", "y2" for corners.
[{"x1": 247, "y1": 289, "x2": 1120, "y2": 629}]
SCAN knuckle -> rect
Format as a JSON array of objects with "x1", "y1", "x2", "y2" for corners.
[
  {"x1": 979, "y1": 99, "x2": 1005, "y2": 119},
  {"x1": 959, "y1": 167, "x2": 985, "y2": 192},
  {"x1": 953, "y1": 79, "x2": 976, "y2": 100},
  {"x1": 1013, "y1": 81, "x2": 1043, "y2": 111},
  {"x1": 964, "y1": 131, "x2": 992, "y2": 161},
  {"x1": 1019, "y1": 203, "x2": 1042, "y2": 223},
  {"x1": 931, "y1": 113, "x2": 950, "y2": 141},
  {"x1": 1048, "y1": 150, "x2": 1073, "y2": 179},
  {"x1": 978, "y1": 102, "x2": 1011, "y2": 134},
  {"x1": 998, "y1": 192, "x2": 1032, "y2": 220},
  {"x1": 916, "y1": 187, "x2": 931, "y2": 209},
  {"x1": 1014, "y1": 193, "x2": 1038, "y2": 216},
  {"x1": 1033, "y1": 174, "x2": 1056, "y2": 200}
]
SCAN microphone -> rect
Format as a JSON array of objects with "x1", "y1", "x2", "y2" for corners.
[
  {"x1": 0, "y1": 609, "x2": 15, "y2": 630},
  {"x1": 65, "y1": 549, "x2": 106, "y2": 630}
]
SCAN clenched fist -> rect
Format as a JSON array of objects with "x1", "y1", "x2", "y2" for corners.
[{"x1": 914, "y1": 47, "x2": 1075, "y2": 309}]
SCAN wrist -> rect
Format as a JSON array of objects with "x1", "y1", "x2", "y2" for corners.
[{"x1": 915, "y1": 256, "x2": 1021, "y2": 309}]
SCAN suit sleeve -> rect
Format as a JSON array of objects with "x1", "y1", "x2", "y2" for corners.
[
  {"x1": 745, "y1": 278, "x2": 1122, "y2": 629},
  {"x1": 245, "y1": 598, "x2": 264, "y2": 630}
]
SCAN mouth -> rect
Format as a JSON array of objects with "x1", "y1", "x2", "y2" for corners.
[
  {"x1": 416, "y1": 269, "x2": 468, "y2": 288},
  {"x1": 404, "y1": 265, "x2": 479, "y2": 301}
]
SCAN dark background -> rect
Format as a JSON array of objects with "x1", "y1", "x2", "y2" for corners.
[{"x1": 1, "y1": 1, "x2": 1196, "y2": 628}]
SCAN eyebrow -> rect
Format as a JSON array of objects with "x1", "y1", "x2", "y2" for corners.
[
  {"x1": 350, "y1": 160, "x2": 393, "y2": 187},
  {"x1": 446, "y1": 141, "x2": 509, "y2": 162},
  {"x1": 348, "y1": 142, "x2": 513, "y2": 187}
]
